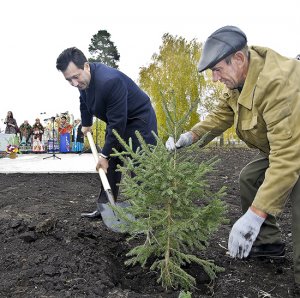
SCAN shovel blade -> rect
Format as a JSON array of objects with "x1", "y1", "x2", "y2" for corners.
[{"x1": 98, "y1": 201, "x2": 134, "y2": 233}]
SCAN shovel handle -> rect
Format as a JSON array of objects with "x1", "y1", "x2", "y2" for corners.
[{"x1": 86, "y1": 131, "x2": 115, "y2": 206}]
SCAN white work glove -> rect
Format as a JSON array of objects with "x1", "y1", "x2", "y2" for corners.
[
  {"x1": 166, "y1": 136, "x2": 176, "y2": 151},
  {"x1": 176, "y1": 132, "x2": 193, "y2": 148},
  {"x1": 165, "y1": 132, "x2": 193, "y2": 151},
  {"x1": 228, "y1": 208, "x2": 265, "y2": 258}
]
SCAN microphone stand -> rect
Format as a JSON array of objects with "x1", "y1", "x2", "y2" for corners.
[{"x1": 43, "y1": 117, "x2": 61, "y2": 160}]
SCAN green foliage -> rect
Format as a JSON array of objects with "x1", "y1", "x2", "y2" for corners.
[
  {"x1": 200, "y1": 72, "x2": 224, "y2": 114},
  {"x1": 92, "y1": 118, "x2": 106, "y2": 148},
  {"x1": 88, "y1": 30, "x2": 120, "y2": 69},
  {"x1": 162, "y1": 92, "x2": 200, "y2": 141},
  {"x1": 111, "y1": 94, "x2": 227, "y2": 291},
  {"x1": 83, "y1": 119, "x2": 106, "y2": 150},
  {"x1": 223, "y1": 125, "x2": 237, "y2": 145},
  {"x1": 139, "y1": 33, "x2": 224, "y2": 139},
  {"x1": 139, "y1": 34, "x2": 206, "y2": 139},
  {"x1": 138, "y1": 33, "x2": 238, "y2": 143},
  {"x1": 112, "y1": 130, "x2": 226, "y2": 291},
  {"x1": 178, "y1": 290, "x2": 192, "y2": 298}
]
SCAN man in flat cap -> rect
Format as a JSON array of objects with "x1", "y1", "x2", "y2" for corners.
[{"x1": 166, "y1": 25, "x2": 300, "y2": 292}]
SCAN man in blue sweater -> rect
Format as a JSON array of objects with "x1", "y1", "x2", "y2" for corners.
[{"x1": 56, "y1": 47, "x2": 157, "y2": 216}]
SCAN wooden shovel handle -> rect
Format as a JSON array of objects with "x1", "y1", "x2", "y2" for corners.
[{"x1": 86, "y1": 131, "x2": 115, "y2": 206}]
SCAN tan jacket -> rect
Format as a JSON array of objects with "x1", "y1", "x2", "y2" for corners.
[{"x1": 191, "y1": 46, "x2": 300, "y2": 215}]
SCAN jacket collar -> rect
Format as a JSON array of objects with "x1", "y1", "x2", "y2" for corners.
[
  {"x1": 237, "y1": 47, "x2": 264, "y2": 110},
  {"x1": 85, "y1": 63, "x2": 96, "y2": 98}
]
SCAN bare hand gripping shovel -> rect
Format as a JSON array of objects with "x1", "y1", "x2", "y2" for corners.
[{"x1": 81, "y1": 132, "x2": 130, "y2": 232}]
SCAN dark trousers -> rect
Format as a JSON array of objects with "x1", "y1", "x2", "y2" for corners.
[
  {"x1": 239, "y1": 152, "x2": 300, "y2": 283},
  {"x1": 97, "y1": 108, "x2": 157, "y2": 203},
  {"x1": 98, "y1": 156, "x2": 122, "y2": 203}
]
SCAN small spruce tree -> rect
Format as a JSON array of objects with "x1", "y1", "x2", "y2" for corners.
[{"x1": 111, "y1": 95, "x2": 227, "y2": 291}]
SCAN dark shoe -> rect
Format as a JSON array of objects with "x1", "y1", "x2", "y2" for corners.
[
  {"x1": 80, "y1": 210, "x2": 102, "y2": 219},
  {"x1": 249, "y1": 243, "x2": 285, "y2": 258}
]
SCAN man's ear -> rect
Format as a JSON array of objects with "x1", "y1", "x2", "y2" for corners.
[
  {"x1": 84, "y1": 62, "x2": 90, "y2": 72},
  {"x1": 233, "y1": 51, "x2": 246, "y2": 65}
]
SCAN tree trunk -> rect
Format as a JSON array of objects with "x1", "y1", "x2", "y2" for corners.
[{"x1": 219, "y1": 133, "x2": 224, "y2": 146}]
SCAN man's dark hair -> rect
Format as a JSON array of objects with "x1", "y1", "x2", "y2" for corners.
[{"x1": 56, "y1": 47, "x2": 87, "y2": 72}]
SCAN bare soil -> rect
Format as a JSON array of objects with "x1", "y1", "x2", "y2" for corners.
[{"x1": 0, "y1": 148, "x2": 296, "y2": 297}]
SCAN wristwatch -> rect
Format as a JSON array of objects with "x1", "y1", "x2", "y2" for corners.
[{"x1": 99, "y1": 153, "x2": 108, "y2": 159}]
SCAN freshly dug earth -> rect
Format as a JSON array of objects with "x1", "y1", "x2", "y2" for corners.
[{"x1": 0, "y1": 148, "x2": 295, "y2": 297}]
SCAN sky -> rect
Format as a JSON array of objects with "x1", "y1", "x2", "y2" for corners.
[{"x1": 1, "y1": 0, "x2": 299, "y2": 131}]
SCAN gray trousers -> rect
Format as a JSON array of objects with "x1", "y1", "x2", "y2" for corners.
[{"x1": 239, "y1": 152, "x2": 300, "y2": 283}]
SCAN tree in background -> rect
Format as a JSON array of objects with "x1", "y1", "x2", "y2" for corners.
[
  {"x1": 200, "y1": 73, "x2": 241, "y2": 147},
  {"x1": 82, "y1": 119, "x2": 106, "y2": 151},
  {"x1": 139, "y1": 33, "x2": 239, "y2": 145},
  {"x1": 88, "y1": 30, "x2": 120, "y2": 68},
  {"x1": 200, "y1": 73, "x2": 228, "y2": 146},
  {"x1": 139, "y1": 34, "x2": 213, "y2": 139}
]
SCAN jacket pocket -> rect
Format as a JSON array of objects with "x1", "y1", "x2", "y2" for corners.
[
  {"x1": 241, "y1": 116, "x2": 259, "y2": 131},
  {"x1": 263, "y1": 105, "x2": 292, "y2": 125},
  {"x1": 264, "y1": 105, "x2": 292, "y2": 140},
  {"x1": 240, "y1": 115, "x2": 269, "y2": 147},
  {"x1": 240, "y1": 115, "x2": 267, "y2": 137}
]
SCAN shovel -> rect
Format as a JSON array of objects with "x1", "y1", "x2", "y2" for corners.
[{"x1": 81, "y1": 131, "x2": 130, "y2": 232}]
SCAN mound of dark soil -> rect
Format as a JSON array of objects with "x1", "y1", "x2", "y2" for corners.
[{"x1": 0, "y1": 148, "x2": 295, "y2": 297}]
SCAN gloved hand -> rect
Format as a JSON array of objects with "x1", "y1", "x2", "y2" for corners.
[
  {"x1": 165, "y1": 132, "x2": 194, "y2": 151},
  {"x1": 175, "y1": 132, "x2": 193, "y2": 148},
  {"x1": 166, "y1": 136, "x2": 176, "y2": 151},
  {"x1": 228, "y1": 208, "x2": 265, "y2": 258}
]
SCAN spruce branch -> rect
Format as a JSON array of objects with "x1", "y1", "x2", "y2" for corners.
[{"x1": 110, "y1": 95, "x2": 227, "y2": 292}]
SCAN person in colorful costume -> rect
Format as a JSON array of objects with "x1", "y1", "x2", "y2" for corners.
[{"x1": 58, "y1": 116, "x2": 73, "y2": 153}]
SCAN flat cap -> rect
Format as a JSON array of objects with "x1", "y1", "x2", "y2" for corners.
[{"x1": 198, "y1": 25, "x2": 247, "y2": 72}]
